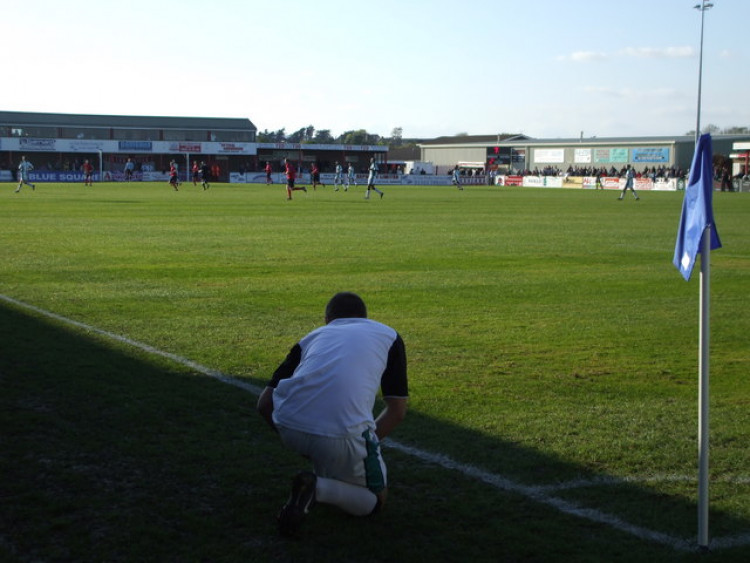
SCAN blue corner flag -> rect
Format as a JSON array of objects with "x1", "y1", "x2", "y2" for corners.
[{"x1": 673, "y1": 134, "x2": 722, "y2": 281}]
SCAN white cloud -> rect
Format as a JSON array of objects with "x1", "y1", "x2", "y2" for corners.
[
  {"x1": 583, "y1": 86, "x2": 682, "y2": 100},
  {"x1": 559, "y1": 46, "x2": 694, "y2": 63},
  {"x1": 619, "y1": 46, "x2": 695, "y2": 58},
  {"x1": 570, "y1": 51, "x2": 608, "y2": 62},
  {"x1": 557, "y1": 51, "x2": 608, "y2": 62}
]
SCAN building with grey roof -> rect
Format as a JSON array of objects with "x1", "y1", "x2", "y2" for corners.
[
  {"x1": 419, "y1": 133, "x2": 750, "y2": 175},
  {"x1": 0, "y1": 111, "x2": 385, "y2": 182}
]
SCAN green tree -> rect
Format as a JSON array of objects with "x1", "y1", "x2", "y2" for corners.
[
  {"x1": 390, "y1": 127, "x2": 403, "y2": 146},
  {"x1": 257, "y1": 128, "x2": 286, "y2": 142},
  {"x1": 287, "y1": 128, "x2": 304, "y2": 143},
  {"x1": 723, "y1": 126, "x2": 750, "y2": 134},
  {"x1": 312, "y1": 129, "x2": 334, "y2": 144},
  {"x1": 337, "y1": 129, "x2": 381, "y2": 145}
]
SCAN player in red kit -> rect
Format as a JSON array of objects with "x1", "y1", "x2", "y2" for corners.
[
  {"x1": 265, "y1": 161, "x2": 273, "y2": 184},
  {"x1": 311, "y1": 163, "x2": 325, "y2": 190},
  {"x1": 284, "y1": 158, "x2": 307, "y2": 200},
  {"x1": 82, "y1": 160, "x2": 94, "y2": 186},
  {"x1": 192, "y1": 161, "x2": 200, "y2": 185},
  {"x1": 169, "y1": 160, "x2": 180, "y2": 191}
]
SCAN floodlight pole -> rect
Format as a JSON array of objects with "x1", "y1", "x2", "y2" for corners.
[
  {"x1": 694, "y1": 1, "x2": 713, "y2": 144},
  {"x1": 694, "y1": 0, "x2": 713, "y2": 552}
]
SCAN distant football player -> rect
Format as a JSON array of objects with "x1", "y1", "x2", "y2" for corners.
[
  {"x1": 82, "y1": 159, "x2": 94, "y2": 186},
  {"x1": 365, "y1": 158, "x2": 383, "y2": 199},
  {"x1": 311, "y1": 163, "x2": 325, "y2": 190},
  {"x1": 617, "y1": 165, "x2": 639, "y2": 201},
  {"x1": 346, "y1": 163, "x2": 356, "y2": 190},
  {"x1": 124, "y1": 158, "x2": 135, "y2": 182},
  {"x1": 284, "y1": 158, "x2": 307, "y2": 200},
  {"x1": 192, "y1": 161, "x2": 200, "y2": 185},
  {"x1": 333, "y1": 161, "x2": 343, "y2": 191},
  {"x1": 452, "y1": 165, "x2": 464, "y2": 190},
  {"x1": 169, "y1": 160, "x2": 180, "y2": 191},
  {"x1": 200, "y1": 161, "x2": 211, "y2": 190},
  {"x1": 15, "y1": 156, "x2": 36, "y2": 193}
]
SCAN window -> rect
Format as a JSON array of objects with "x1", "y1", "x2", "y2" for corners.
[
  {"x1": 211, "y1": 130, "x2": 255, "y2": 142},
  {"x1": 12, "y1": 126, "x2": 58, "y2": 138},
  {"x1": 112, "y1": 128, "x2": 160, "y2": 141},
  {"x1": 60, "y1": 127, "x2": 109, "y2": 140},
  {"x1": 163, "y1": 129, "x2": 206, "y2": 141}
]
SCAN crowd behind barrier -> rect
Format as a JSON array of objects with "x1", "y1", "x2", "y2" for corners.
[
  {"x1": 5, "y1": 161, "x2": 749, "y2": 192},
  {"x1": 529, "y1": 164, "x2": 687, "y2": 180}
]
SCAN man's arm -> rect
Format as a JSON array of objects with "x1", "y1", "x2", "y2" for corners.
[
  {"x1": 374, "y1": 396, "x2": 407, "y2": 441},
  {"x1": 257, "y1": 386, "x2": 278, "y2": 432},
  {"x1": 258, "y1": 343, "x2": 302, "y2": 432}
]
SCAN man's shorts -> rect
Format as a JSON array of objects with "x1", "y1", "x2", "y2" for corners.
[{"x1": 277, "y1": 426, "x2": 387, "y2": 493}]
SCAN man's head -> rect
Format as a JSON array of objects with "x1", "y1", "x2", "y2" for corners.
[{"x1": 325, "y1": 292, "x2": 367, "y2": 323}]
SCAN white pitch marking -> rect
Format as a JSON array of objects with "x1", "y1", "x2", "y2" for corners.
[
  {"x1": 2, "y1": 293, "x2": 748, "y2": 553},
  {"x1": 0, "y1": 294, "x2": 263, "y2": 396}
]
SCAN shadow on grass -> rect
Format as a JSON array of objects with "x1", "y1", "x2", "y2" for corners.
[{"x1": 1, "y1": 302, "x2": 748, "y2": 562}]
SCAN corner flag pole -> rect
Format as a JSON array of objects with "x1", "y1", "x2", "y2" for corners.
[
  {"x1": 692, "y1": 1, "x2": 714, "y2": 550},
  {"x1": 673, "y1": 133, "x2": 720, "y2": 551},
  {"x1": 698, "y1": 228, "x2": 710, "y2": 550}
]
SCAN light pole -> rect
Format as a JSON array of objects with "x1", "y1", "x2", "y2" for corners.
[{"x1": 694, "y1": 1, "x2": 714, "y2": 145}]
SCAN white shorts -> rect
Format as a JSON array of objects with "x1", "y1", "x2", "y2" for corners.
[{"x1": 277, "y1": 426, "x2": 387, "y2": 493}]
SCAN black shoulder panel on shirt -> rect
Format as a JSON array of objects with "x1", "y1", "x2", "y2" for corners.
[
  {"x1": 381, "y1": 333, "x2": 408, "y2": 397},
  {"x1": 268, "y1": 343, "x2": 302, "y2": 387}
]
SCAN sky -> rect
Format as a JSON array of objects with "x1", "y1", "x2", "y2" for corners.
[{"x1": 5, "y1": 0, "x2": 749, "y2": 140}]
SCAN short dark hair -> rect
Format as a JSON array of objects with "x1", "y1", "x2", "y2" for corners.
[{"x1": 325, "y1": 292, "x2": 367, "y2": 321}]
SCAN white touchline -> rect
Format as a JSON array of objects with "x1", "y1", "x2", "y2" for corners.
[
  {"x1": 2, "y1": 293, "x2": 747, "y2": 552},
  {"x1": 0, "y1": 294, "x2": 264, "y2": 396}
]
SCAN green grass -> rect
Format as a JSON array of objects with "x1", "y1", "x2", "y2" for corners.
[{"x1": 1, "y1": 181, "x2": 749, "y2": 561}]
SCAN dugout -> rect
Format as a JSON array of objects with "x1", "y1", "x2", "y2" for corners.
[{"x1": 254, "y1": 143, "x2": 387, "y2": 176}]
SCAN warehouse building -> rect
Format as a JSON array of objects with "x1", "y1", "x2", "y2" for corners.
[{"x1": 419, "y1": 133, "x2": 750, "y2": 176}]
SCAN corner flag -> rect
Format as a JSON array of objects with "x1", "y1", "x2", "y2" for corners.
[{"x1": 673, "y1": 133, "x2": 722, "y2": 281}]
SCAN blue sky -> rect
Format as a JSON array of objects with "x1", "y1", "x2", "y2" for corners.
[{"x1": 5, "y1": 0, "x2": 748, "y2": 139}]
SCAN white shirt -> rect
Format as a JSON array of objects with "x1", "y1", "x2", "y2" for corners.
[{"x1": 271, "y1": 318, "x2": 407, "y2": 438}]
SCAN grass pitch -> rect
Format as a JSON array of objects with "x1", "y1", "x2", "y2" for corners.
[{"x1": 1, "y1": 181, "x2": 749, "y2": 561}]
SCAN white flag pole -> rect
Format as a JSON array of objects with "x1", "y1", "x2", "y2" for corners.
[{"x1": 697, "y1": 227, "x2": 711, "y2": 550}]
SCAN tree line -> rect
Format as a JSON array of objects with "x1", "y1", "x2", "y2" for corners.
[
  {"x1": 257, "y1": 126, "x2": 408, "y2": 146},
  {"x1": 685, "y1": 124, "x2": 750, "y2": 136}
]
